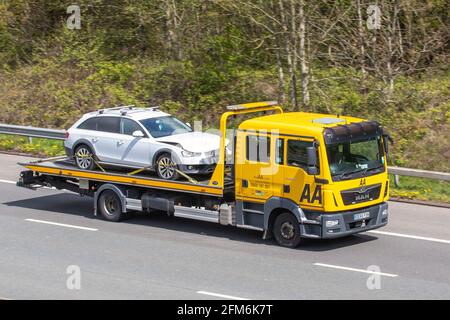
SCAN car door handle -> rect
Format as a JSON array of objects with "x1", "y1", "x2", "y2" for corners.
[{"x1": 117, "y1": 140, "x2": 125, "y2": 145}]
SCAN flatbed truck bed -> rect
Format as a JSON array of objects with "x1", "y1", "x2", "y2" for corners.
[
  {"x1": 17, "y1": 157, "x2": 239, "y2": 227},
  {"x1": 19, "y1": 158, "x2": 225, "y2": 197}
]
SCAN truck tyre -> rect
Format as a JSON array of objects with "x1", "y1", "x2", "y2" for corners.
[
  {"x1": 156, "y1": 153, "x2": 179, "y2": 180},
  {"x1": 98, "y1": 190, "x2": 124, "y2": 222},
  {"x1": 74, "y1": 144, "x2": 96, "y2": 171},
  {"x1": 273, "y1": 212, "x2": 302, "y2": 248}
]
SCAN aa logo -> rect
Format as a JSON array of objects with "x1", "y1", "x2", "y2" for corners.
[{"x1": 300, "y1": 184, "x2": 322, "y2": 204}]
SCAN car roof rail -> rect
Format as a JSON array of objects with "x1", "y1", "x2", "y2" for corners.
[{"x1": 98, "y1": 105, "x2": 135, "y2": 115}]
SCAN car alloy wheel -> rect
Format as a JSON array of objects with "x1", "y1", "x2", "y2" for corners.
[
  {"x1": 75, "y1": 146, "x2": 93, "y2": 170},
  {"x1": 157, "y1": 155, "x2": 177, "y2": 179}
]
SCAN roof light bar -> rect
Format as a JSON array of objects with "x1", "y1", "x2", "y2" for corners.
[{"x1": 226, "y1": 101, "x2": 278, "y2": 111}]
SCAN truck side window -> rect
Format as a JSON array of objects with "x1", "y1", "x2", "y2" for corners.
[
  {"x1": 275, "y1": 138, "x2": 284, "y2": 164},
  {"x1": 246, "y1": 135, "x2": 270, "y2": 163},
  {"x1": 287, "y1": 140, "x2": 312, "y2": 170}
]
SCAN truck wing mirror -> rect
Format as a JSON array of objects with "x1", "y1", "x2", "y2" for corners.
[
  {"x1": 383, "y1": 134, "x2": 393, "y2": 159},
  {"x1": 306, "y1": 146, "x2": 319, "y2": 175}
]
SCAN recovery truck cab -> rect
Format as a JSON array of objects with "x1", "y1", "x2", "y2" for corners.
[{"x1": 18, "y1": 101, "x2": 390, "y2": 248}]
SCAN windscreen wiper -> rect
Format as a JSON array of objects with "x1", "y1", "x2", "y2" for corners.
[
  {"x1": 336, "y1": 168, "x2": 365, "y2": 180},
  {"x1": 337, "y1": 165, "x2": 384, "y2": 180}
]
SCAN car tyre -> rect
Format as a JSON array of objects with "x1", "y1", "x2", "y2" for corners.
[
  {"x1": 156, "y1": 153, "x2": 179, "y2": 180},
  {"x1": 273, "y1": 212, "x2": 303, "y2": 248},
  {"x1": 74, "y1": 144, "x2": 96, "y2": 171}
]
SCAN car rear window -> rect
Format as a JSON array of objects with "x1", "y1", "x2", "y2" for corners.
[
  {"x1": 77, "y1": 118, "x2": 98, "y2": 130},
  {"x1": 97, "y1": 117, "x2": 120, "y2": 133}
]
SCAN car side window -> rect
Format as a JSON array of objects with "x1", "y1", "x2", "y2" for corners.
[
  {"x1": 97, "y1": 117, "x2": 120, "y2": 134},
  {"x1": 121, "y1": 118, "x2": 143, "y2": 136},
  {"x1": 77, "y1": 118, "x2": 98, "y2": 131},
  {"x1": 287, "y1": 140, "x2": 312, "y2": 169}
]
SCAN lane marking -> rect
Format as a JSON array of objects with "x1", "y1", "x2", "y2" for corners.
[
  {"x1": 25, "y1": 219, "x2": 98, "y2": 231},
  {"x1": 314, "y1": 263, "x2": 398, "y2": 277},
  {"x1": 0, "y1": 178, "x2": 56, "y2": 190},
  {"x1": 197, "y1": 291, "x2": 249, "y2": 300},
  {"x1": 0, "y1": 179, "x2": 15, "y2": 184},
  {"x1": 368, "y1": 230, "x2": 450, "y2": 244}
]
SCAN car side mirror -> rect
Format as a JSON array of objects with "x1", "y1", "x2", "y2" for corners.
[
  {"x1": 132, "y1": 130, "x2": 145, "y2": 138},
  {"x1": 306, "y1": 146, "x2": 319, "y2": 175}
]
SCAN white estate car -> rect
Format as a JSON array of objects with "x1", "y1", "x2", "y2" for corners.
[{"x1": 64, "y1": 106, "x2": 221, "y2": 180}]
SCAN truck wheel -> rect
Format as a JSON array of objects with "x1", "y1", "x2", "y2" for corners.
[
  {"x1": 98, "y1": 190, "x2": 123, "y2": 222},
  {"x1": 156, "y1": 153, "x2": 179, "y2": 180},
  {"x1": 273, "y1": 212, "x2": 302, "y2": 248},
  {"x1": 75, "y1": 144, "x2": 96, "y2": 171}
]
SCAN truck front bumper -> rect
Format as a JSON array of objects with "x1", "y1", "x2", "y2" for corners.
[{"x1": 300, "y1": 202, "x2": 388, "y2": 239}]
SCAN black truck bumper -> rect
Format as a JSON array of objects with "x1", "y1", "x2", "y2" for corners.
[{"x1": 300, "y1": 202, "x2": 388, "y2": 239}]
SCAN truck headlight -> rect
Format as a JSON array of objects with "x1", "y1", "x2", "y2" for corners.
[
  {"x1": 325, "y1": 220, "x2": 339, "y2": 227},
  {"x1": 181, "y1": 150, "x2": 202, "y2": 157},
  {"x1": 382, "y1": 209, "x2": 388, "y2": 216}
]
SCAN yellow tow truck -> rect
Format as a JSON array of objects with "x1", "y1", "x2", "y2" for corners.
[{"x1": 17, "y1": 101, "x2": 390, "y2": 247}]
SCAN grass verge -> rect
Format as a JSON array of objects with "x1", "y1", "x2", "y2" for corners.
[
  {"x1": 0, "y1": 134, "x2": 64, "y2": 157},
  {"x1": 388, "y1": 174, "x2": 450, "y2": 204}
]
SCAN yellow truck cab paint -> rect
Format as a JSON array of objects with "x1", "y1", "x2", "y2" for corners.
[
  {"x1": 228, "y1": 103, "x2": 389, "y2": 244},
  {"x1": 18, "y1": 101, "x2": 390, "y2": 248}
]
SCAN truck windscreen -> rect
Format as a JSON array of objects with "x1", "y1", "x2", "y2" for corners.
[{"x1": 326, "y1": 136, "x2": 385, "y2": 181}]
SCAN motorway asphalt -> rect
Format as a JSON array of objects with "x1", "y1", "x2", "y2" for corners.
[{"x1": 0, "y1": 153, "x2": 449, "y2": 299}]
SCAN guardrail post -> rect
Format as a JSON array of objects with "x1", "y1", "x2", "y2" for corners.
[{"x1": 394, "y1": 174, "x2": 400, "y2": 187}]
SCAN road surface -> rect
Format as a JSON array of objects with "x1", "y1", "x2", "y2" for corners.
[{"x1": 0, "y1": 153, "x2": 449, "y2": 299}]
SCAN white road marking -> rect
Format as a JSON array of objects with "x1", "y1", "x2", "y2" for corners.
[
  {"x1": 0, "y1": 179, "x2": 15, "y2": 184},
  {"x1": 0, "y1": 178, "x2": 56, "y2": 189},
  {"x1": 368, "y1": 230, "x2": 450, "y2": 244},
  {"x1": 197, "y1": 291, "x2": 249, "y2": 300},
  {"x1": 25, "y1": 219, "x2": 98, "y2": 231},
  {"x1": 314, "y1": 263, "x2": 398, "y2": 277}
]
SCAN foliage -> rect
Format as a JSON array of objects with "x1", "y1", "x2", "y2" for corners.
[{"x1": 0, "y1": 0, "x2": 448, "y2": 172}]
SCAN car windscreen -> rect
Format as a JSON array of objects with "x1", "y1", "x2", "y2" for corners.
[{"x1": 139, "y1": 116, "x2": 192, "y2": 138}]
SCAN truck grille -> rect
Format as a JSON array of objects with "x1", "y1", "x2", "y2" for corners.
[{"x1": 340, "y1": 183, "x2": 382, "y2": 205}]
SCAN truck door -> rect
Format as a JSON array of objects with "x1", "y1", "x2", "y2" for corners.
[
  {"x1": 236, "y1": 132, "x2": 274, "y2": 201},
  {"x1": 281, "y1": 138, "x2": 323, "y2": 210}
]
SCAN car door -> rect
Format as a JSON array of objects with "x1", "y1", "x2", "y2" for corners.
[
  {"x1": 94, "y1": 116, "x2": 122, "y2": 163},
  {"x1": 116, "y1": 118, "x2": 159, "y2": 167}
]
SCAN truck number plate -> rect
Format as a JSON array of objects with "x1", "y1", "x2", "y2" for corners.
[{"x1": 354, "y1": 212, "x2": 370, "y2": 221}]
